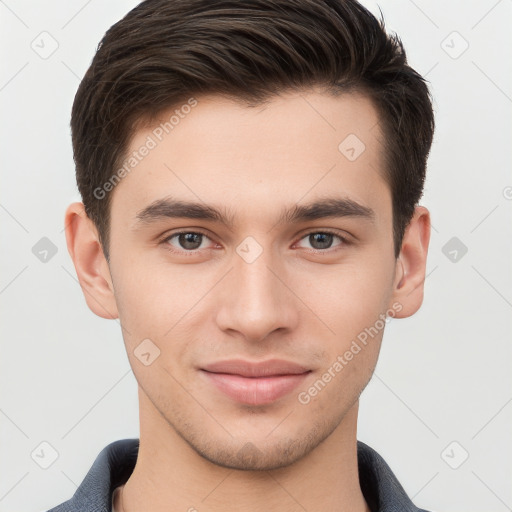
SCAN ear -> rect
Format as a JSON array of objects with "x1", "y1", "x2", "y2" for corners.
[
  {"x1": 389, "y1": 206, "x2": 431, "y2": 318},
  {"x1": 64, "y1": 202, "x2": 119, "y2": 319}
]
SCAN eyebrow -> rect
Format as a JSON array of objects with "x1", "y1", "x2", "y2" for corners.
[{"x1": 133, "y1": 195, "x2": 375, "y2": 229}]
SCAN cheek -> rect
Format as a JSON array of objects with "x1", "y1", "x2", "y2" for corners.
[
  {"x1": 111, "y1": 257, "x2": 194, "y2": 329},
  {"x1": 294, "y1": 259, "x2": 394, "y2": 342},
  {"x1": 110, "y1": 259, "x2": 216, "y2": 373},
  {"x1": 295, "y1": 332, "x2": 381, "y2": 416}
]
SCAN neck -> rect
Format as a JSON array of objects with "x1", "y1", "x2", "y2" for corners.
[{"x1": 114, "y1": 393, "x2": 370, "y2": 512}]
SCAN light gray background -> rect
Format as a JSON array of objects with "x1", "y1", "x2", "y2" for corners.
[{"x1": 1, "y1": 1, "x2": 511, "y2": 511}]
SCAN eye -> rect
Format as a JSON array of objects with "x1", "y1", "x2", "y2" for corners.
[
  {"x1": 295, "y1": 230, "x2": 348, "y2": 251},
  {"x1": 160, "y1": 229, "x2": 350, "y2": 255},
  {"x1": 162, "y1": 231, "x2": 214, "y2": 253}
]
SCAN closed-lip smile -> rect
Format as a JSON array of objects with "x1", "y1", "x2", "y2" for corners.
[{"x1": 200, "y1": 359, "x2": 311, "y2": 405}]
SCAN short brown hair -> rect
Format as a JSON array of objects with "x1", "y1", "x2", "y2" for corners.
[{"x1": 71, "y1": 0, "x2": 435, "y2": 260}]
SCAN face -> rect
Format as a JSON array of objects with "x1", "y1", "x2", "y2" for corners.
[{"x1": 105, "y1": 89, "x2": 401, "y2": 470}]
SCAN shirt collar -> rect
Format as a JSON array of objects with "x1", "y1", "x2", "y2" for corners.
[{"x1": 48, "y1": 438, "x2": 428, "y2": 512}]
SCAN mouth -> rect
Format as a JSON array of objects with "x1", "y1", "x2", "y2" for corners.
[{"x1": 200, "y1": 359, "x2": 312, "y2": 406}]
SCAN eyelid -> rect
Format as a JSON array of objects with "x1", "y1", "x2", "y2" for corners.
[
  {"x1": 160, "y1": 229, "x2": 217, "y2": 253},
  {"x1": 293, "y1": 229, "x2": 350, "y2": 251},
  {"x1": 160, "y1": 228, "x2": 351, "y2": 255}
]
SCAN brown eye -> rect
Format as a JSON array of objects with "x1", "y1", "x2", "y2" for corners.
[
  {"x1": 296, "y1": 230, "x2": 347, "y2": 251},
  {"x1": 308, "y1": 233, "x2": 334, "y2": 250},
  {"x1": 163, "y1": 231, "x2": 213, "y2": 252},
  {"x1": 177, "y1": 232, "x2": 203, "y2": 250}
]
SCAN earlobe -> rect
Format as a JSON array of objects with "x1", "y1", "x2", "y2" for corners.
[
  {"x1": 64, "y1": 202, "x2": 119, "y2": 319},
  {"x1": 390, "y1": 206, "x2": 431, "y2": 318}
]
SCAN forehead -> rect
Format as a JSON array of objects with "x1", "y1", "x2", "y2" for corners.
[{"x1": 109, "y1": 89, "x2": 389, "y2": 229}]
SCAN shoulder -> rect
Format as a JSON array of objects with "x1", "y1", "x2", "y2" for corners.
[
  {"x1": 357, "y1": 440, "x2": 434, "y2": 512},
  {"x1": 44, "y1": 439, "x2": 139, "y2": 512}
]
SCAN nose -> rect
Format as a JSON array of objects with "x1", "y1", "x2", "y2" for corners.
[{"x1": 215, "y1": 244, "x2": 299, "y2": 343}]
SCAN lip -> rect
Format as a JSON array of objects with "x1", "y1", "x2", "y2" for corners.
[{"x1": 201, "y1": 359, "x2": 311, "y2": 405}]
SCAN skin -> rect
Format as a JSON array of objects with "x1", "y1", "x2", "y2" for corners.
[{"x1": 65, "y1": 88, "x2": 430, "y2": 512}]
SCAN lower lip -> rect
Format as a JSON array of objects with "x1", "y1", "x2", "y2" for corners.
[{"x1": 202, "y1": 371, "x2": 310, "y2": 405}]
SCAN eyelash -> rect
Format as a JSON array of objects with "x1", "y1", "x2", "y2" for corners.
[{"x1": 159, "y1": 229, "x2": 351, "y2": 255}]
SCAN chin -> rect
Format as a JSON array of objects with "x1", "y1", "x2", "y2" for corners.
[{"x1": 180, "y1": 417, "x2": 337, "y2": 471}]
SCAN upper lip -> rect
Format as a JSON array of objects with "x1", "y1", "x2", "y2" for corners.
[{"x1": 201, "y1": 359, "x2": 310, "y2": 378}]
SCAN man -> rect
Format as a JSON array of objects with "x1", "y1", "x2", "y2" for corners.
[{"x1": 49, "y1": 0, "x2": 434, "y2": 510}]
